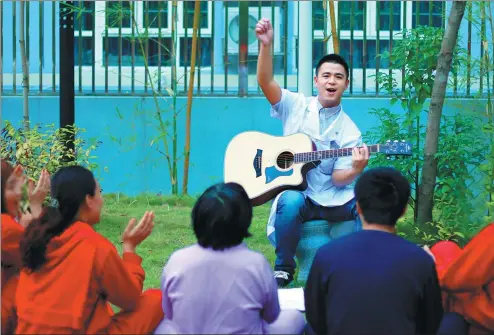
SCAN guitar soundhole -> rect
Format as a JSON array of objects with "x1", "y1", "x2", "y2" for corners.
[{"x1": 276, "y1": 151, "x2": 294, "y2": 169}]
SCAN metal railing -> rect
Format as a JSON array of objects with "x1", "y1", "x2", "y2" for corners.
[{"x1": 0, "y1": 1, "x2": 487, "y2": 97}]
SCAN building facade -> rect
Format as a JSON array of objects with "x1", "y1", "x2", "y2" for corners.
[{"x1": 2, "y1": 1, "x2": 476, "y2": 96}]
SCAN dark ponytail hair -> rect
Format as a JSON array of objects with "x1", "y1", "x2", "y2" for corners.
[{"x1": 20, "y1": 165, "x2": 96, "y2": 271}]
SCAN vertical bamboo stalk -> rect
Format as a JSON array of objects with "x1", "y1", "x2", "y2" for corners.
[
  {"x1": 349, "y1": 1, "x2": 354, "y2": 93},
  {"x1": 144, "y1": 1, "x2": 149, "y2": 92},
  {"x1": 211, "y1": 1, "x2": 215, "y2": 93},
  {"x1": 13, "y1": 0, "x2": 17, "y2": 94},
  {"x1": 131, "y1": 1, "x2": 135, "y2": 93},
  {"x1": 480, "y1": 2, "x2": 486, "y2": 96},
  {"x1": 39, "y1": 0, "x2": 43, "y2": 93},
  {"x1": 329, "y1": 1, "x2": 338, "y2": 53},
  {"x1": 0, "y1": 0, "x2": 3, "y2": 94},
  {"x1": 171, "y1": 0, "x2": 178, "y2": 194},
  {"x1": 20, "y1": 0, "x2": 30, "y2": 130},
  {"x1": 362, "y1": 1, "x2": 367, "y2": 93},
  {"x1": 182, "y1": 0, "x2": 201, "y2": 194},
  {"x1": 51, "y1": 1, "x2": 55, "y2": 92},
  {"x1": 78, "y1": 1, "x2": 82, "y2": 92},
  {"x1": 91, "y1": 1, "x2": 95, "y2": 92},
  {"x1": 466, "y1": 4, "x2": 471, "y2": 96},
  {"x1": 157, "y1": 0, "x2": 162, "y2": 92},
  {"x1": 118, "y1": 0, "x2": 122, "y2": 93}
]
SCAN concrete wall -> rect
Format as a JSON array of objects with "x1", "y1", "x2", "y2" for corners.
[{"x1": 2, "y1": 95, "x2": 488, "y2": 196}]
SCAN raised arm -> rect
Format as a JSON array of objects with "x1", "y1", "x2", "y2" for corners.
[{"x1": 256, "y1": 18, "x2": 281, "y2": 105}]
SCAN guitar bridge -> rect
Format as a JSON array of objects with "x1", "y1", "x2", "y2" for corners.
[{"x1": 253, "y1": 149, "x2": 262, "y2": 178}]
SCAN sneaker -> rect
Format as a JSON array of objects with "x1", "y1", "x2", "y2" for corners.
[{"x1": 274, "y1": 270, "x2": 293, "y2": 287}]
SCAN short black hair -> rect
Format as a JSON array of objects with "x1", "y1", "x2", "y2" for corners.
[
  {"x1": 354, "y1": 167, "x2": 411, "y2": 227},
  {"x1": 315, "y1": 54, "x2": 349, "y2": 78},
  {"x1": 192, "y1": 182, "x2": 252, "y2": 250}
]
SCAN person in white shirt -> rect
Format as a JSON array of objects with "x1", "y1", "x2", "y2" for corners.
[{"x1": 255, "y1": 18, "x2": 370, "y2": 287}]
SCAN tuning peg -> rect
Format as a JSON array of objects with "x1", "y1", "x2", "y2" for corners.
[
  {"x1": 394, "y1": 140, "x2": 398, "y2": 143},
  {"x1": 386, "y1": 156, "x2": 390, "y2": 160},
  {"x1": 386, "y1": 140, "x2": 391, "y2": 143}
]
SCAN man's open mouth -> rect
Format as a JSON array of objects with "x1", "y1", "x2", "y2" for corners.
[{"x1": 326, "y1": 88, "x2": 337, "y2": 93}]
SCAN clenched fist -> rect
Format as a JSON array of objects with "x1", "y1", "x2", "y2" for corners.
[{"x1": 255, "y1": 18, "x2": 274, "y2": 46}]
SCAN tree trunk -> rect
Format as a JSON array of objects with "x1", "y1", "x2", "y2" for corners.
[
  {"x1": 416, "y1": 1, "x2": 466, "y2": 226},
  {"x1": 329, "y1": 1, "x2": 339, "y2": 54},
  {"x1": 182, "y1": 0, "x2": 201, "y2": 195},
  {"x1": 19, "y1": 0, "x2": 29, "y2": 131}
]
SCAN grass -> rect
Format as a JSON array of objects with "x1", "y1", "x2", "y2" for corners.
[
  {"x1": 96, "y1": 193, "x2": 281, "y2": 290},
  {"x1": 95, "y1": 194, "x2": 472, "y2": 291}
]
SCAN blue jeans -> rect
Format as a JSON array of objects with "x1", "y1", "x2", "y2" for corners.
[{"x1": 274, "y1": 190, "x2": 361, "y2": 274}]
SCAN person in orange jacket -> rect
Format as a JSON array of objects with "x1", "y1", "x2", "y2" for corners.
[
  {"x1": 15, "y1": 165, "x2": 164, "y2": 334},
  {"x1": 429, "y1": 240, "x2": 463, "y2": 280},
  {"x1": 429, "y1": 224, "x2": 494, "y2": 334},
  {"x1": 1, "y1": 160, "x2": 50, "y2": 335}
]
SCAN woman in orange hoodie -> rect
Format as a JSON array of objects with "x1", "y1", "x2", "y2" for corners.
[
  {"x1": 430, "y1": 225, "x2": 494, "y2": 334},
  {"x1": 15, "y1": 165, "x2": 164, "y2": 334},
  {"x1": 1, "y1": 161, "x2": 50, "y2": 334}
]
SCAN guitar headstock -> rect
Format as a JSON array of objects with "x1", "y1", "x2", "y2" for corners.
[{"x1": 378, "y1": 140, "x2": 413, "y2": 157}]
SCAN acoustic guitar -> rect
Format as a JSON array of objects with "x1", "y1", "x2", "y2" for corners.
[{"x1": 224, "y1": 131, "x2": 412, "y2": 206}]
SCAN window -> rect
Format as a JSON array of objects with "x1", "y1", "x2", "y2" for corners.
[
  {"x1": 313, "y1": 40, "x2": 326, "y2": 69},
  {"x1": 106, "y1": 1, "x2": 132, "y2": 28},
  {"x1": 179, "y1": 38, "x2": 212, "y2": 67},
  {"x1": 339, "y1": 40, "x2": 364, "y2": 69},
  {"x1": 74, "y1": 37, "x2": 93, "y2": 66},
  {"x1": 103, "y1": 37, "x2": 173, "y2": 67},
  {"x1": 412, "y1": 1, "x2": 444, "y2": 28},
  {"x1": 335, "y1": 39, "x2": 393, "y2": 70},
  {"x1": 378, "y1": 2, "x2": 401, "y2": 31},
  {"x1": 144, "y1": 1, "x2": 168, "y2": 29},
  {"x1": 313, "y1": 1, "x2": 325, "y2": 31},
  {"x1": 74, "y1": 1, "x2": 94, "y2": 67},
  {"x1": 74, "y1": 1, "x2": 94, "y2": 31},
  {"x1": 183, "y1": 1, "x2": 209, "y2": 29},
  {"x1": 366, "y1": 40, "x2": 392, "y2": 69},
  {"x1": 326, "y1": 1, "x2": 442, "y2": 70},
  {"x1": 338, "y1": 2, "x2": 365, "y2": 30},
  {"x1": 227, "y1": 1, "x2": 282, "y2": 7}
]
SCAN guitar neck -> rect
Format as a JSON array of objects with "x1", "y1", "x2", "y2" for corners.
[{"x1": 294, "y1": 144, "x2": 379, "y2": 163}]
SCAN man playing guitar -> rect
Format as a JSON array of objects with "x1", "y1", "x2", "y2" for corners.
[{"x1": 255, "y1": 18, "x2": 370, "y2": 287}]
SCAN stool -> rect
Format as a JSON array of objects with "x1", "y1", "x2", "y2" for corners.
[{"x1": 295, "y1": 219, "x2": 356, "y2": 283}]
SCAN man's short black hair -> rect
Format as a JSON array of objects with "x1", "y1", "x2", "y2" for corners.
[
  {"x1": 192, "y1": 182, "x2": 252, "y2": 250},
  {"x1": 354, "y1": 167, "x2": 411, "y2": 227},
  {"x1": 315, "y1": 54, "x2": 350, "y2": 78}
]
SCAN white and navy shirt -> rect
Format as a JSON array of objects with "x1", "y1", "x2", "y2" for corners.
[{"x1": 266, "y1": 89, "x2": 362, "y2": 239}]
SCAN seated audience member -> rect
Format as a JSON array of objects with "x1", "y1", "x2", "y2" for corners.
[
  {"x1": 304, "y1": 167, "x2": 444, "y2": 335},
  {"x1": 15, "y1": 165, "x2": 164, "y2": 334},
  {"x1": 428, "y1": 241, "x2": 463, "y2": 280},
  {"x1": 155, "y1": 182, "x2": 305, "y2": 335},
  {"x1": 1, "y1": 161, "x2": 50, "y2": 335},
  {"x1": 432, "y1": 223, "x2": 494, "y2": 334}
]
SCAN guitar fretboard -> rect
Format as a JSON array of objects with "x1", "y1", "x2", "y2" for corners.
[{"x1": 294, "y1": 144, "x2": 379, "y2": 163}]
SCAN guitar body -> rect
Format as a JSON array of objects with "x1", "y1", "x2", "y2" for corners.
[
  {"x1": 224, "y1": 131, "x2": 412, "y2": 207},
  {"x1": 224, "y1": 131, "x2": 317, "y2": 206}
]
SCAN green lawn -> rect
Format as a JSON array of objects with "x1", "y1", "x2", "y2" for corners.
[
  {"x1": 96, "y1": 194, "x2": 281, "y2": 290},
  {"x1": 95, "y1": 194, "x2": 436, "y2": 290}
]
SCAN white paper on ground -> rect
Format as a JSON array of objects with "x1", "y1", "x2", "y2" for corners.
[{"x1": 277, "y1": 287, "x2": 305, "y2": 312}]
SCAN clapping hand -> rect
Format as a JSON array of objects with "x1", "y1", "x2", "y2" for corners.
[{"x1": 121, "y1": 211, "x2": 156, "y2": 253}]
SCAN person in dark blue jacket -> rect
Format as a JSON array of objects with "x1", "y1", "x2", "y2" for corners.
[{"x1": 304, "y1": 167, "x2": 443, "y2": 335}]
